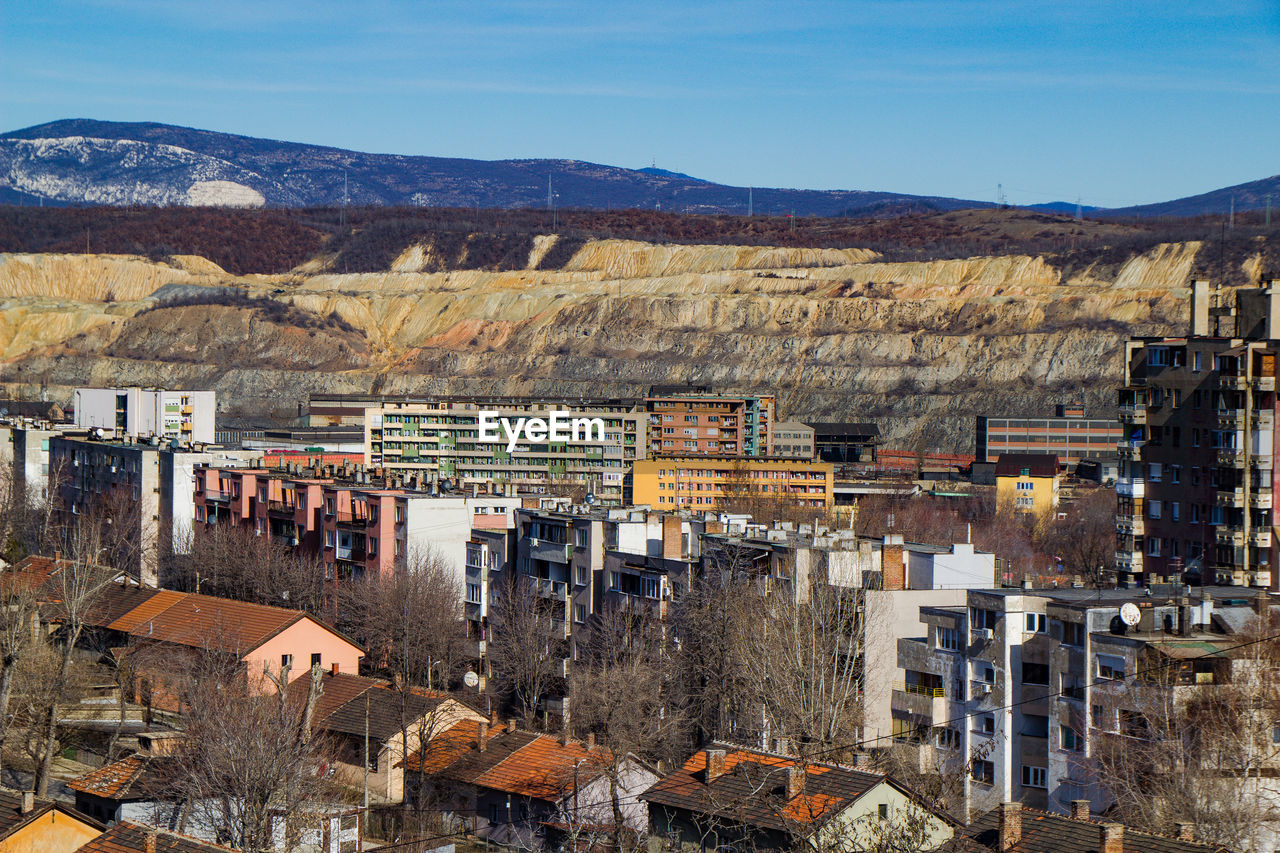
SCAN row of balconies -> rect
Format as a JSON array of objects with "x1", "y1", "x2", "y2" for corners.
[
  {"x1": 1214, "y1": 528, "x2": 1272, "y2": 548},
  {"x1": 1213, "y1": 569, "x2": 1272, "y2": 587}
]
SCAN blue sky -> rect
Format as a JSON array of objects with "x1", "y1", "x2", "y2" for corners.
[{"x1": 3, "y1": 0, "x2": 1277, "y2": 207}]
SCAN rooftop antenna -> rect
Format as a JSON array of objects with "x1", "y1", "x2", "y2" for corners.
[
  {"x1": 547, "y1": 174, "x2": 553, "y2": 211},
  {"x1": 748, "y1": 187, "x2": 753, "y2": 217}
]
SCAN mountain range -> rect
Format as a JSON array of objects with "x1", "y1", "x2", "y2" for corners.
[{"x1": 1, "y1": 119, "x2": 1276, "y2": 219}]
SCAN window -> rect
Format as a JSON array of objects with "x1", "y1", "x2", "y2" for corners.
[
  {"x1": 281, "y1": 654, "x2": 293, "y2": 670},
  {"x1": 1021, "y1": 766, "x2": 1047, "y2": 789},
  {"x1": 980, "y1": 715, "x2": 995, "y2": 734},
  {"x1": 1193, "y1": 351, "x2": 1203, "y2": 372},
  {"x1": 311, "y1": 653, "x2": 321, "y2": 667},
  {"x1": 575, "y1": 604, "x2": 587, "y2": 623},
  {"x1": 325, "y1": 497, "x2": 335, "y2": 515},
  {"x1": 936, "y1": 727, "x2": 960, "y2": 750},
  {"x1": 1171, "y1": 502, "x2": 1181, "y2": 522},
  {"x1": 575, "y1": 564, "x2": 589, "y2": 586},
  {"x1": 1148, "y1": 462, "x2": 1161, "y2": 482},
  {"x1": 1097, "y1": 655, "x2": 1125, "y2": 681},
  {"x1": 971, "y1": 760, "x2": 994, "y2": 785},
  {"x1": 1092, "y1": 704, "x2": 1113, "y2": 731},
  {"x1": 1170, "y1": 464, "x2": 1181, "y2": 483},
  {"x1": 1021, "y1": 663, "x2": 1050, "y2": 685},
  {"x1": 878, "y1": 803, "x2": 889, "y2": 820},
  {"x1": 1061, "y1": 726, "x2": 1083, "y2": 752},
  {"x1": 466, "y1": 583, "x2": 482, "y2": 604},
  {"x1": 1061, "y1": 621, "x2": 1085, "y2": 646},
  {"x1": 576, "y1": 528, "x2": 588, "y2": 548},
  {"x1": 368, "y1": 537, "x2": 377, "y2": 556},
  {"x1": 971, "y1": 608, "x2": 999, "y2": 630},
  {"x1": 938, "y1": 627, "x2": 961, "y2": 651},
  {"x1": 1147, "y1": 537, "x2": 1161, "y2": 557},
  {"x1": 489, "y1": 804, "x2": 499, "y2": 824},
  {"x1": 395, "y1": 505, "x2": 405, "y2": 523},
  {"x1": 1148, "y1": 500, "x2": 1161, "y2": 520},
  {"x1": 1148, "y1": 347, "x2": 1168, "y2": 366},
  {"x1": 1024, "y1": 613, "x2": 1046, "y2": 633},
  {"x1": 643, "y1": 577, "x2": 660, "y2": 599},
  {"x1": 1021, "y1": 714, "x2": 1049, "y2": 738}
]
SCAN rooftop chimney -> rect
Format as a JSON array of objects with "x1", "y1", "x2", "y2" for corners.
[
  {"x1": 1191, "y1": 279, "x2": 1210, "y2": 337},
  {"x1": 1175, "y1": 822, "x2": 1194, "y2": 842},
  {"x1": 560, "y1": 727, "x2": 570, "y2": 747},
  {"x1": 1101, "y1": 823, "x2": 1124, "y2": 853},
  {"x1": 785, "y1": 765, "x2": 805, "y2": 800},
  {"x1": 19, "y1": 792, "x2": 33, "y2": 814},
  {"x1": 998, "y1": 802, "x2": 1022, "y2": 851},
  {"x1": 705, "y1": 748, "x2": 727, "y2": 782},
  {"x1": 1069, "y1": 800, "x2": 1090, "y2": 821},
  {"x1": 144, "y1": 830, "x2": 158, "y2": 853},
  {"x1": 507, "y1": 719, "x2": 516, "y2": 733},
  {"x1": 490, "y1": 709, "x2": 500, "y2": 726},
  {"x1": 478, "y1": 721, "x2": 489, "y2": 751},
  {"x1": 331, "y1": 662, "x2": 339, "y2": 676},
  {"x1": 586, "y1": 733, "x2": 595, "y2": 749}
]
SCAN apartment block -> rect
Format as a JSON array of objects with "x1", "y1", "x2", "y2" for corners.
[
  {"x1": 631, "y1": 455, "x2": 834, "y2": 510},
  {"x1": 1117, "y1": 279, "x2": 1280, "y2": 589},
  {"x1": 48, "y1": 436, "x2": 260, "y2": 585},
  {"x1": 771, "y1": 421, "x2": 815, "y2": 459},
  {"x1": 892, "y1": 585, "x2": 1258, "y2": 822},
  {"x1": 364, "y1": 399, "x2": 647, "y2": 505},
  {"x1": 644, "y1": 391, "x2": 774, "y2": 456},
  {"x1": 2, "y1": 422, "x2": 66, "y2": 506},
  {"x1": 74, "y1": 388, "x2": 216, "y2": 444},
  {"x1": 810, "y1": 422, "x2": 880, "y2": 464},
  {"x1": 994, "y1": 453, "x2": 1061, "y2": 517},
  {"x1": 975, "y1": 407, "x2": 1123, "y2": 466},
  {"x1": 193, "y1": 464, "x2": 523, "y2": 584}
]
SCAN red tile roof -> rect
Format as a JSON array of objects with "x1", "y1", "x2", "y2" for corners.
[
  {"x1": 958, "y1": 807, "x2": 1226, "y2": 853},
  {"x1": 402, "y1": 722, "x2": 612, "y2": 802},
  {"x1": 67, "y1": 754, "x2": 180, "y2": 801},
  {"x1": 123, "y1": 593, "x2": 305, "y2": 655},
  {"x1": 105, "y1": 590, "x2": 185, "y2": 634}
]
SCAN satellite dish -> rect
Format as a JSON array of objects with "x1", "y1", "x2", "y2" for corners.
[
  {"x1": 1120, "y1": 603, "x2": 1141, "y2": 627},
  {"x1": 463, "y1": 671, "x2": 479, "y2": 689},
  {"x1": 585, "y1": 493, "x2": 597, "y2": 506}
]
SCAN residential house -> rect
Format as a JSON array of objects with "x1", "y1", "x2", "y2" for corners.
[
  {"x1": 284, "y1": 670, "x2": 486, "y2": 803},
  {"x1": 405, "y1": 720, "x2": 658, "y2": 849},
  {"x1": 0, "y1": 789, "x2": 104, "y2": 853},
  {"x1": 68, "y1": 746, "x2": 181, "y2": 826},
  {"x1": 994, "y1": 454, "x2": 1060, "y2": 517},
  {"x1": 73, "y1": 822, "x2": 237, "y2": 853},
  {"x1": 642, "y1": 746, "x2": 956, "y2": 853}
]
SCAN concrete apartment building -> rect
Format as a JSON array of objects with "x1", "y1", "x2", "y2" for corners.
[
  {"x1": 48, "y1": 435, "x2": 260, "y2": 585},
  {"x1": 193, "y1": 464, "x2": 523, "y2": 584},
  {"x1": 892, "y1": 585, "x2": 1267, "y2": 824},
  {"x1": 631, "y1": 455, "x2": 835, "y2": 510},
  {"x1": 73, "y1": 387, "x2": 216, "y2": 444},
  {"x1": 364, "y1": 398, "x2": 647, "y2": 505},
  {"x1": 644, "y1": 391, "x2": 774, "y2": 457},
  {"x1": 1116, "y1": 279, "x2": 1280, "y2": 589},
  {"x1": 976, "y1": 405, "x2": 1123, "y2": 467},
  {"x1": 770, "y1": 421, "x2": 815, "y2": 459},
  {"x1": 1, "y1": 421, "x2": 69, "y2": 506}
]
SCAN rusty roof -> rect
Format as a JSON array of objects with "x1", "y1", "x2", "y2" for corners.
[
  {"x1": 420, "y1": 727, "x2": 613, "y2": 802},
  {"x1": 400, "y1": 719, "x2": 501, "y2": 774},
  {"x1": 67, "y1": 754, "x2": 180, "y2": 801},
  {"x1": 959, "y1": 807, "x2": 1227, "y2": 853},
  {"x1": 641, "y1": 747, "x2": 890, "y2": 836},
  {"x1": 75, "y1": 820, "x2": 236, "y2": 853},
  {"x1": 1, "y1": 555, "x2": 69, "y2": 597}
]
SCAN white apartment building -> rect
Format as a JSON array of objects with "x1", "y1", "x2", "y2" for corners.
[{"x1": 74, "y1": 388, "x2": 216, "y2": 445}]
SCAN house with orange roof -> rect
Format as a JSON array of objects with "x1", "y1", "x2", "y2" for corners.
[
  {"x1": 0, "y1": 788, "x2": 104, "y2": 853},
  {"x1": 282, "y1": 670, "x2": 485, "y2": 803},
  {"x1": 401, "y1": 719, "x2": 658, "y2": 850},
  {"x1": 641, "y1": 745, "x2": 956, "y2": 853}
]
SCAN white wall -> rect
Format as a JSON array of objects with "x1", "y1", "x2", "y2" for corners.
[{"x1": 907, "y1": 544, "x2": 996, "y2": 589}]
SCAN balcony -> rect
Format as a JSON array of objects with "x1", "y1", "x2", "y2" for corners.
[
  {"x1": 1116, "y1": 551, "x2": 1143, "y2": 574},
  {"x1": 1258, "y1": 376, "x2": 1276, "y2": 392},
  {"x1": 1116, "y1": 516, "x2": 1144, "y2": 536},
  {"x1": 267, "y1": 500, "x2": 296, "y2": 515},
  {"x1": 529, "y1": 538, "x2": 573, "y2": 563},
  {"x1": 892, "y1": 684, "x2": 947, "y2": 720},
  {"x1": 1220, "y1": 375, "x2": 1248, "y2": 390},
  {"x1": 1118, "y1": 441, "x2": 1144, "y2": 459},
  {"x1": 1118, "y1": 404, "x2": 1147, "y2": 425},
  {"x1": 1215, "y1": 568, "x2": 1246, "y2": 586},
  {"x1": 1218, "y1": 449, "x2": 1246, "y2": 468},
  {"x1": 1217, "y1": 411, "x2": 1247, "y2": 430},
  {"x1": 1251, "y1": 571, "x2": 1272, "y2": 587},
  {"x1": 1215, "y1": 528, "x2": 1245, "y2": 547},
  {"x1": 1252, "y1": 488, "x2": 1273, "y2": 509},
  {"x1": 1217, "y1": 488, "x2": 1245, "y2": 508},
  {"x1": 204, "y1": 490, "x2": 230, "y2": 503},
  {"x1": 1115, "y1": 478, "x2": 1145, "y2": 498},
  {"x1": 534, "y1": 578, "x2": 569, "y2": 600},
  {"x1": 1252, "y1": 530, "x2": 1272, "y2": 548}
]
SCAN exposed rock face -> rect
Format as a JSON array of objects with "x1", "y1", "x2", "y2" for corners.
[{"x1": 0, "y1": 237, "x2": 1211, "y2": 451}]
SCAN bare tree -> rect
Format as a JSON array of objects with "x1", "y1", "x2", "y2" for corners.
[
  {"x1": 167, "y1": 523, "x2": 327, "y2": 616},
  {"x1": 1037, "y1": 486, "x2": 1116, "y2": 586},
  {"x1": 169, "y1": 652, "x2": 336, "y2": 853},
  {"x1": 487, "y1": 574, "x2": 566, "y2": 724},
  {"x1": 0, "y1": 570, "x2": 38, "y2": 777},
  {"x1": 1089, "y1": 627, "x2": 1280, "y2": 851}
]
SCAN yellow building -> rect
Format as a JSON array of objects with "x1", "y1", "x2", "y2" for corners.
[
  {"x1": 0, "y1": 790, "x2": 102, "y2": 853},
  {"x1": 632, "y1": 456, "x2": 834, "y2": 510},
  {"x1": 995, "y1": 453, "x2": 1060, "y2": 517}
]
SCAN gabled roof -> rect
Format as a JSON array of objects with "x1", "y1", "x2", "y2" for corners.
[
  {"x1": 960, "y1": 807, "x2": 1226, "y2": 853},
  {"x1": 75, "y1": 820, "x2": 235, "y2": 853},
  {"x1": 122, "y1": 593, "x2": 306, "y2": 655},
  {"x1": 67, "y1": 754, "x2": 180, "y2": 802},
  {"x1": 404, "y1": 722, "x2": 613, "y2": 802},
  {"x1": 285, "y1": 671, "x2": 454, "y2": 742},
  {"x1": 0, "y1": 788, "x2": 103, "y2": 840},
  {"x1": 995, "y1": 453, "x2": 1060, "y2": 478},
  {"x1": 1, "y1": 555, "x2": 70, "y2": 597},
  {"x1": 641, "y1": 746, "x2": 897, "y2": 836},
  {"x1": 103, "y1": 589, "x2": 184, "y2": 634}
]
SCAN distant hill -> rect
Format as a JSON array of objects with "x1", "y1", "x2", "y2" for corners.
[
  {"x1": 1101, "y1": 174, "x2": 1280, "y2": 218},
  {"x1": 0, "y1": 119, "x2": 986, "y2": 216},
  {"x1": 1026, "y1": 201, "x2": 1100, "y2": 215}
]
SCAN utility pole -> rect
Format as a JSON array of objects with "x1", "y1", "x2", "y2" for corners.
[
  {"x1": 363, "y1": 691, "x2": 370, "y2": 810},
  {"x1": 748, "y1": 187, "x2": 753, "y2": 217}
]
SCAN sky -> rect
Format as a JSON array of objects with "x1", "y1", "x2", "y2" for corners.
[{"x1": 2, "y1": 0, "x2": 1278, "y2": 207}]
